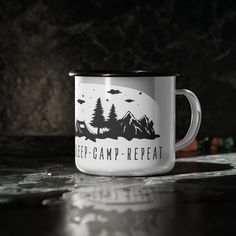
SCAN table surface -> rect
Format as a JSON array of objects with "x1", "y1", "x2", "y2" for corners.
[{"x1": 1, "y1": 137, "x2": 236, "y2": 236}]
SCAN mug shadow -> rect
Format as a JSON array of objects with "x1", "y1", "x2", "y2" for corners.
[{"x1": 166, "y1": 161, "x2": 233, "y2": 176}]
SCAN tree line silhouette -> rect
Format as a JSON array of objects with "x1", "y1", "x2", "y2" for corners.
[{"x1": 90, "y1": 98, "x2": 118, "y2": 135}]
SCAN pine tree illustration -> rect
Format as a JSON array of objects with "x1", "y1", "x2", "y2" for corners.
[
  {"x1": 107, "y1": 104, "x2": 118, "y2": 130},
  {"x1": 90, "y1": 98, "x2": 106, "y2": 134}
]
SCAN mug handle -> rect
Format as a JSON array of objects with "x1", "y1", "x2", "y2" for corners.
[{"x1": 175, "y1": 89, "x2": 202, "y2": 151}]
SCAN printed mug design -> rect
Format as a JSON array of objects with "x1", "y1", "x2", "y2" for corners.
[
  {"x1": 75, "y1": 83, "x2": 162, "y2": 163},
  {"x1": 75, "y1": 97, "x2": 160, "y2": 142}
]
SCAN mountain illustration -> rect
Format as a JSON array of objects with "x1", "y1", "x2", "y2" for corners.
[
  {"x1": 118, "y1": 112, "x2": 159, "y2": 140},
  {"x1": 75, "y1": 98, "x2": 160, "y2": 142},
  {"x1": 139, "y1": 115, "x2": 156, "y2": 137},
  {"x1": 119, "y1": 111, "x2": 143, "y2": 140}
]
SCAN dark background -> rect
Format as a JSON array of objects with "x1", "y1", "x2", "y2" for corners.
[{"x1": 0, "y1": 0, "x2": 236, "y2": 138}]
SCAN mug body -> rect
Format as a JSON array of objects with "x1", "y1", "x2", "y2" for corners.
[{"x1": 74, "y1": 72, "x2": 176, "y2": 176}]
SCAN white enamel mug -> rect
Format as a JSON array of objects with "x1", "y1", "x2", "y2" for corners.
[{"x1": 69, "y1": 70, "x2": 201, "y2": 176}]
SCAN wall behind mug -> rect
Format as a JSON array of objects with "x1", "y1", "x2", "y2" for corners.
[{"x1": 0, "y1": 0, "x2": 236, "y2": 138}]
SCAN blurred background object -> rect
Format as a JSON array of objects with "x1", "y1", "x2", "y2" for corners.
[{"x1": 1, "y1": 0, "x2": 236, "y2": 140}]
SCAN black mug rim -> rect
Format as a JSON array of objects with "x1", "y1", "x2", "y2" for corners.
[{"x1": 69, "y1": 70, "x2": 179, "y2": 77}]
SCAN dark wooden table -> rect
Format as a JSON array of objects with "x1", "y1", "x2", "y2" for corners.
[{"x1": 1, "y1": 137, "x2": 236, "y2": 236}]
